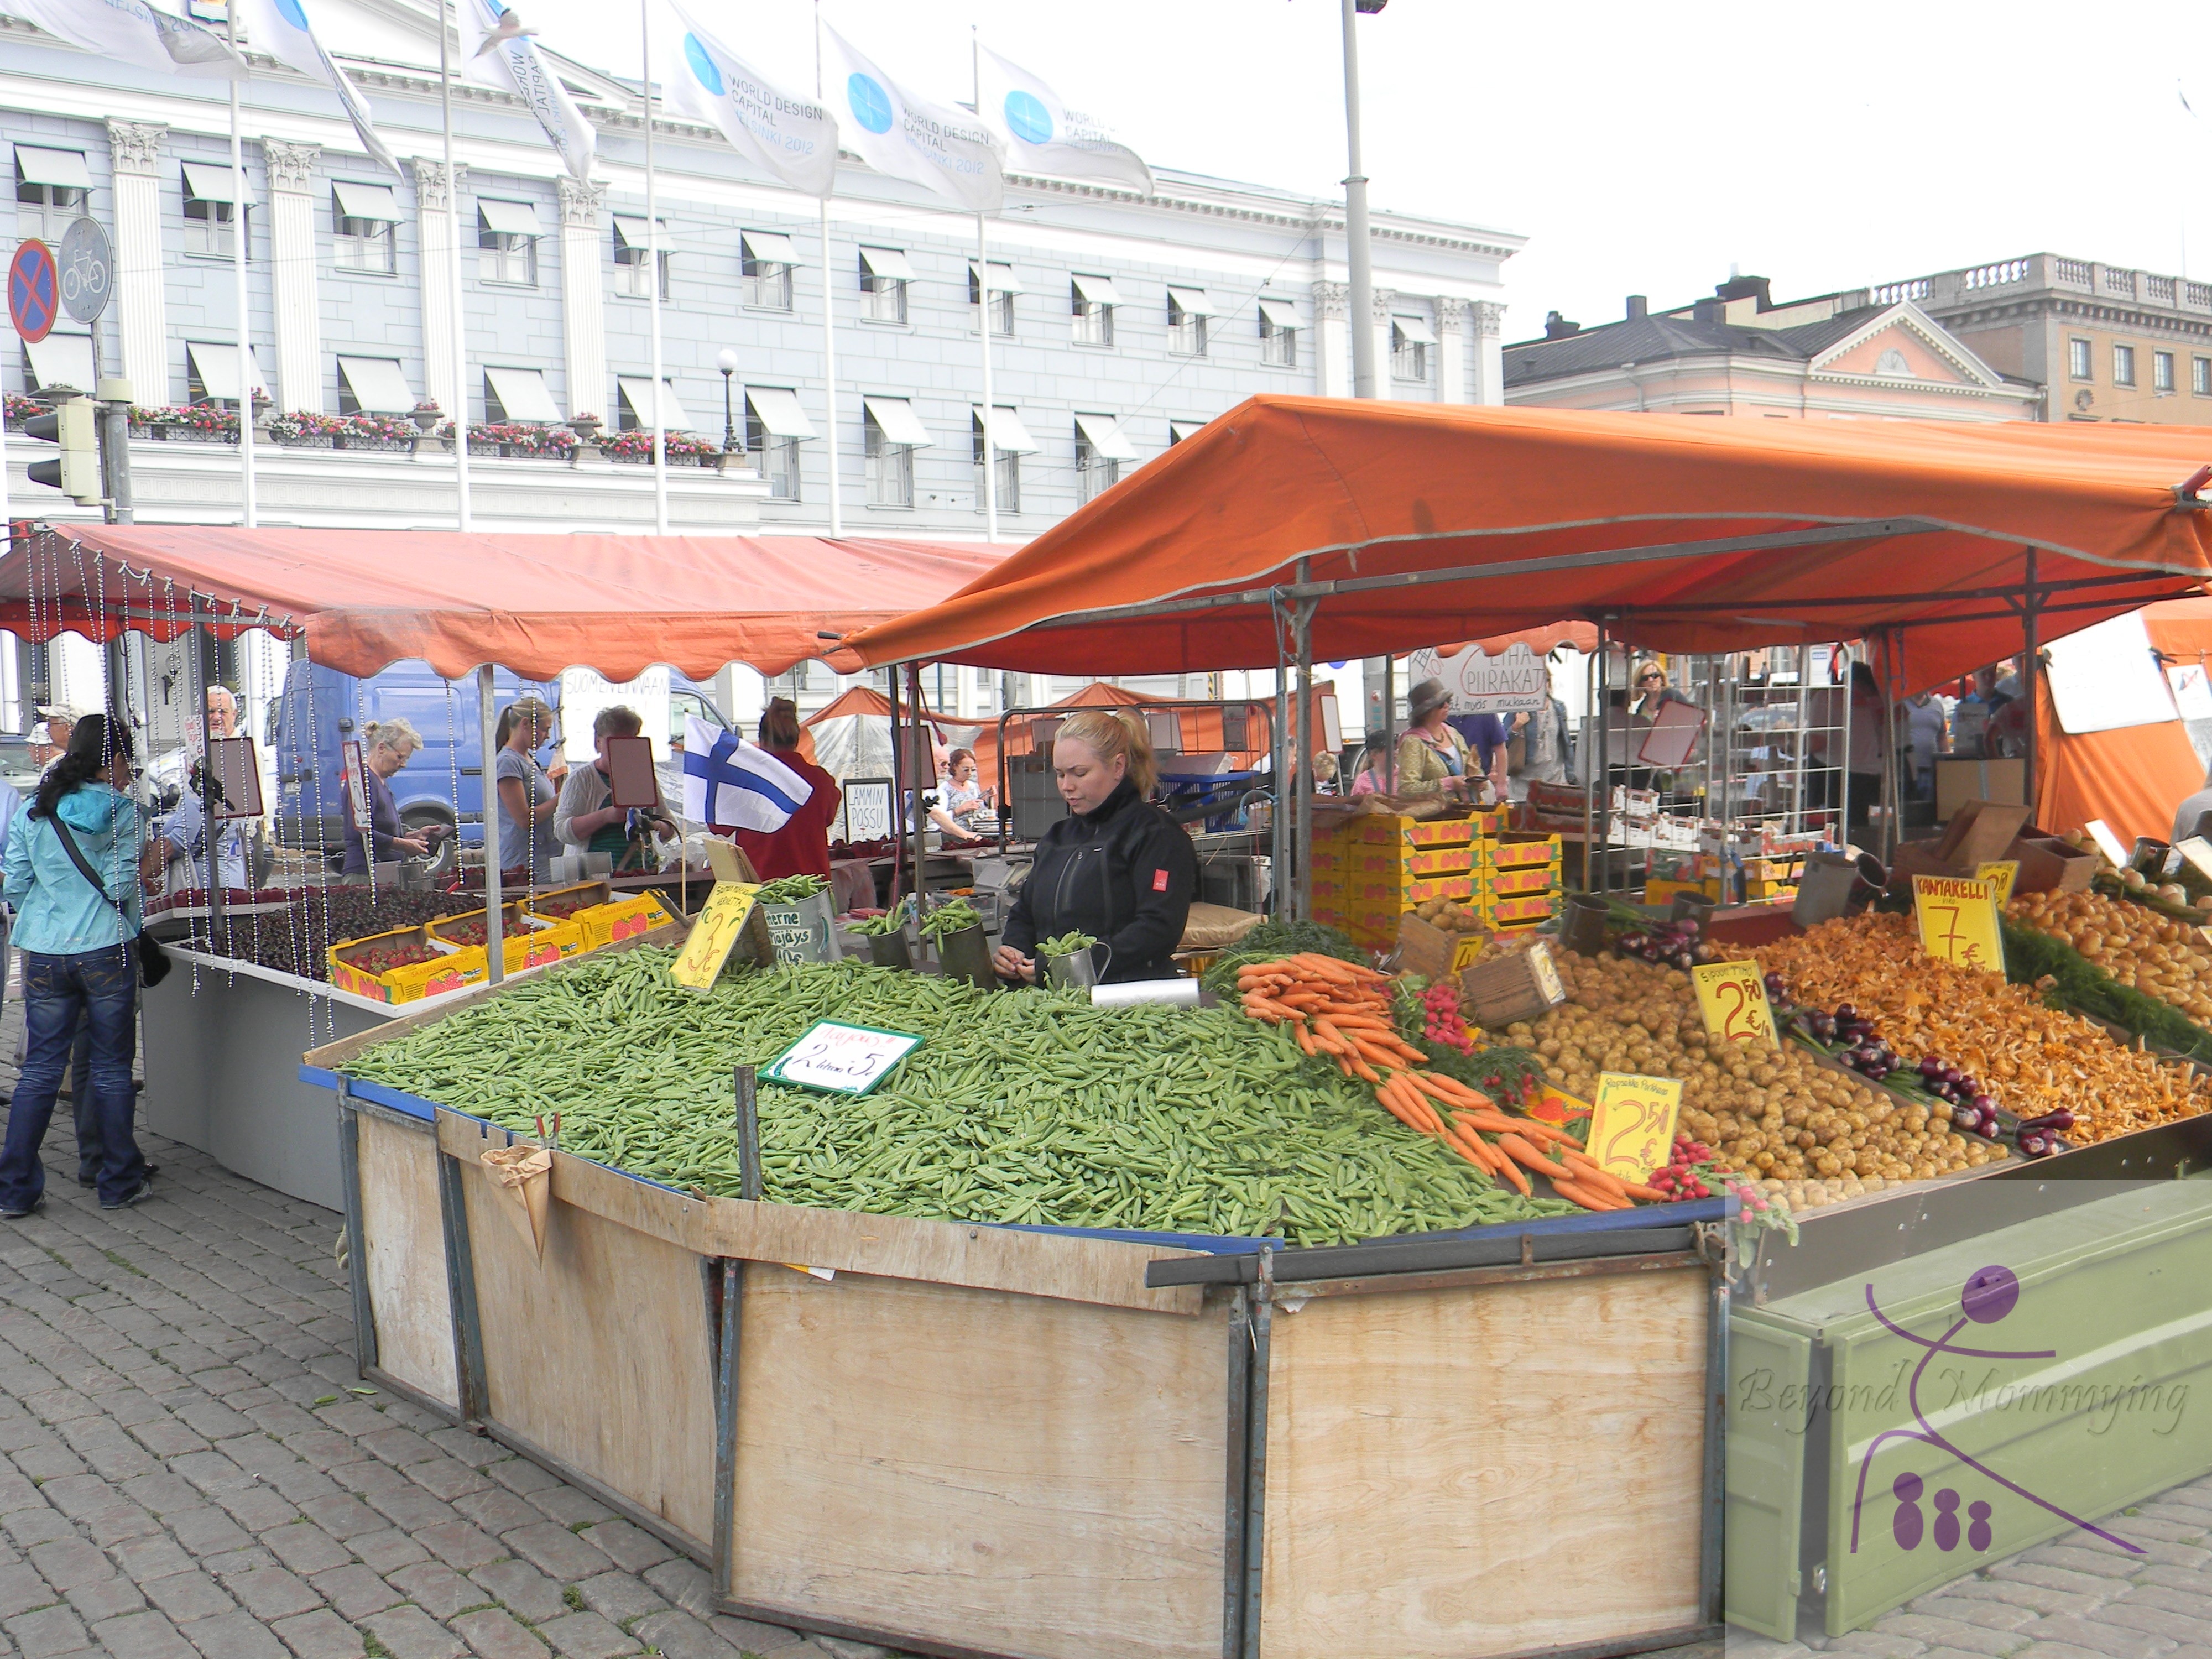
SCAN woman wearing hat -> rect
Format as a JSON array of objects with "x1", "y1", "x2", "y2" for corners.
[{"x1": 1395, "y1": 679, "x2": 1477, "y2": 799}]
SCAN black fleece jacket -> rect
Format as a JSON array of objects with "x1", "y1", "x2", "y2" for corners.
[{"x1": 1000, "y1": 779, "x2": 1198, "y2": 983}]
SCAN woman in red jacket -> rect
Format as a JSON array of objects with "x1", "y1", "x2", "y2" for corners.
[{"x1": 731, "y1": 700, "x2": 841, "y2": 881}]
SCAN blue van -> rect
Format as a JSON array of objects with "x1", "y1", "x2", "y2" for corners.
[{"x1": 272, "y1": 660, "x2": 731, "y2": 867}]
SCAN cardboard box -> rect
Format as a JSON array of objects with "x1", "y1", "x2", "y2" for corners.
[
  {"x1": 1937, "y1": 759, "x2": 2027, "y2": 819},
  {"x1": 328, "y1": 925, "x2": 487, "y2": 1004},
  {"x1": 1459, "y1": 938, "x2": 1568, "y2": 1029},
  {"x1": 1396, "y1": 913, "x2": 1491, "y2": 982},
  {"x1": 1892, "y1": 799, "x2": 2037, "y2": 884},
  {"x1": 1347, "y1": 844, "x2": 1473, "y2": 877},
  {"x1": 1407, "y1": 874, "x2": 1477, "y2": 905},
  {"x1": 1352, "y1": 813, "x2": 1478, "y2": 848},
  {"x1": 2007, "y1": 834, "x2": 2095, "y2": 895},
  {"x1": 1480, "y1": 893, "x2": 1557, "y2": 926},
  {"x1": 1480, "y1": 833, "x2": 1563, "y2": 872},
  {"x1": 1480, "y1": 864, "x2": 1557, "y2": 898}
]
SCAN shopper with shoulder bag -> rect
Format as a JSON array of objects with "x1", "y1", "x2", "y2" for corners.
[{"x1": 0, "y1": 715, "x2": 156, "y2": 1218}]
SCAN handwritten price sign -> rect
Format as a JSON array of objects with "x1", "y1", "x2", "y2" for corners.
[
  {"x1": 1912, "y1": 874, "x2": 2005, "y2": 974},
  {"x1": 670, "y1": 881, "x2": 761, "y2": 992},
  {"x1": 1691, "y1": 960, "x2": 1777, "y2": 1050},
  {"x1": 764, "y1": 1020, "x2": 924, "y2": 1095},
  {"x1": 1975, "y1": 860, "x2": 2018, "y2": 908},
  {"x1": 1586, "y1": 1073, "x2": 1684, "y2": 1183}
]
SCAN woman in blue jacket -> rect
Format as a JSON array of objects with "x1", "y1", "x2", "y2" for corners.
[{"x1": 0, "y1": 715, "x2": 153, "y2": 1217}]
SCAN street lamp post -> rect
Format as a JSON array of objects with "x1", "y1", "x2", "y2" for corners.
[
  {"x1": 1343, "y1": 0, "x2": 1384, "y2": 400},
  {"x1": 717, "y1": 348, "x2": 739, "y2": 455}
]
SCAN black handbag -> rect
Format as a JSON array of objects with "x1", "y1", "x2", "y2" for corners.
[{"x1": 50, "y1": 816, "x2": 171, "y2": 987}]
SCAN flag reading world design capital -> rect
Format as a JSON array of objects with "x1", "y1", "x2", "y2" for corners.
[
  {"x1": 681, "y1": 716, "x2": 811, "y2": 833},
  {"x1": 975, "y1": 45, "x2": 1154, "y2": 195},
  {"x1": 818, "y1": 25, "x2": 1003, "y2": 213},
  {"x1": 658, "y1": 0, "x2": 837, "y2": 198}
]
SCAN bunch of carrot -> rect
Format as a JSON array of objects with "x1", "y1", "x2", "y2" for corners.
[{"x1": 1235, "y1": 953, "x2": 1661, "y2": 1212}]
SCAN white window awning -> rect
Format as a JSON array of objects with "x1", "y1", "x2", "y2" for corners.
[
  {"x1": 863, "y1": 395, "x2": 930, "y2": 447},
  {"x1": 745, "y1": 385, "x2": 816, "y2": 440},
  {"x1": 1071, "y1": 273, "x2": 1121, "y2": 306},
  {"x1": 859, "y1": 246, "x2": 914, "y2": 280},
  {"x1": 182, "y1": 161, "x2": 253, "y2": 205},
  {"x1": 618, "y1": 376, "x2": 693, "y2": 432},
  {"x1": 1073, "y1": 412, "x2": 1138, "y2": 462},
  {"x1": 1392, "y1": 312, "x2": 1437, "y2": 344},
  {"x1": 1168, "y1": 419, "x2": 1207, "y2": 444},
  {"x1": 483, "y1": 364, "x2": 561, "y2": 423},
  {"x1": 14, "y1": 145, "x2": 91, "y2": 190},
  {"x1": 742, "y1": 228, "x2": 797, "y2": 263},
  {"x1": 477, "y1": 197, "x2": 542, "y2": 237},
  {"x1": 611, "y1": 215, "x2": 669, "y2": 251},
  {"x1": 1167, "y1": 285, "x2": 1217, "y2": 317},
  {"x1": 23, "y1": 333, "x2": 95, "y2": 395},
  {"x1": 969, "y1": 260, "x2": 1022, "y2": 295},
  {"x1": 1256, "y1": 298, "x2": 1301, "y2": 330},
  {"x1": 972, "y1": 404, "x2": 1038, "y2": 456},
  {"x1": 332, "y1": 181, "x2": 400, "y2": 222},
  {"x1": 336, "y1": 355, "x2": 415, "y2": 413},
  {"x1": 186, "y1": 340, "x2": 270, "y2": 402}
]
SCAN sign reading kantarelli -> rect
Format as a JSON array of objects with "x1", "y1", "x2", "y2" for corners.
[{"x1": 1406, "y1": 641, "x2": 1552, "y2": 714}]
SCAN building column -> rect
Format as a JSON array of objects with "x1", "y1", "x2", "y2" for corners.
[
  {"x1": 557, "y1": 176, "x2": 607, "y2": 423},
  {"x1": 1470, "y1": 300, "x2": 1505, "y2": 405},
  {"x1": 106, "y1": 122, "x2": 168, "y2": 405},
  {"x1": 1437, "y1": 297, "x2": 1467, "y2": 404},
  {"x1": 413, "y1": 159, "x2": 466, "y2": 422},
  {"x1": 1313, "y1": 280, "x2": 1348, "y2": 398},
  {"x1": 264, "y1": 142, "x2": 321, "y2": 414},
  {"x1": 1373, "y1": 289, "x2": 1397, "y2": 402}
]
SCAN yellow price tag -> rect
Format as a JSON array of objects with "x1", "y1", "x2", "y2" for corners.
[
  {"x1": 1912, "y1": 874, "x2": 2005, "y2": 974},
  {"x1": 669, "y1": 881, "x2": 760, "y2": 992},
  {"x1": 1975, "y1": 861, "x2": 2018, "y2": 907},
  {"x1": 1586, "y1": 1074, "x2": 1683, "y2": 1183},
  {"x1": 1691, "y1": 960, "x2": 1777, "y2": 1050}
]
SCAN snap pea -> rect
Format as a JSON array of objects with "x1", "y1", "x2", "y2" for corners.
[
  {"x1": 1037, "y1": 932, "x2": 1097, "y2": 959},
  {"x1": 755, "y1": 874, "x2": 830, "y2": 905},
  {"x1": 345, "y1": 947, "x2": 1568, "y2": 1245}
]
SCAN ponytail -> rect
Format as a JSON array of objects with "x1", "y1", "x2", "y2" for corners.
[{"x1": 1057, "y1": 708, "x2": 1157, "y2": 797}]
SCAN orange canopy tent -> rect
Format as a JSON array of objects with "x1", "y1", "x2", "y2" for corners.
[
  {"x1": 2032, "y1": 598, "x2": 2212, "y2": 843},
  {"x1": 971, "y1": 679, "x2": 1337, "y2": 778},
  {"x1": 3, "y1": 525, "x2": 1006, "y2": 679},
  {"x1": 839, "y1": 397, "x2": 2212, "y2": 690}
]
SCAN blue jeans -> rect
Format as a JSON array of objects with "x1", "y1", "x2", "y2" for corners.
[{"x1": 0, "y1": 947, "x2": 144, "y2": 1211}]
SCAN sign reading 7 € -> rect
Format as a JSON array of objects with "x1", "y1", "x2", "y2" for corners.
[
  {"x1": 1691, "y1": 960, "x2": 1777, "y2": 1050},
  {"x1": 1911, "y1": 875, "x2": 2005, "y2": 974}
]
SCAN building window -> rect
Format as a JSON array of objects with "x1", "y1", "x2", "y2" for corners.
[
  {"x1": 331, "y1": 181, "x2": 399, "y2": 274},
  {"x1": 2113, "y1": 343, "x2": 2137, "y2": 387},
  {"x1": 2069, "y1": 337, "x2": 2093, "y2": 380},
  {"x1": 1167, "y1": 419, "x2": 1206, "y2": 446},
  {"x1": 185, "y1": 340, "x2": 264, "y2": 409},
  {"x1": 2156, "y1": 351, "x2": 2175, "y2": 392},
  {"x1": 1258, "y1": 297, "x2": 1300, "y2": 367},
  {"x1": 334, "y1": 355, "x2": 414, "y2": 416},
  {"x1": 182, "y1": 162, "x2": 249, "y2": 259},
  {"x1": 1391, "y1": 315, "x2": 1435, "y2": 382},
  {"x1": 971, "y1": 262, "x2": 1018, "y2": 336},
  {"x1": 863, "y1": 397, "x2": 926, "y2": 508},
  {"x1": 22, "y1": 332, "x2": 95, "y2": 399},
  {"x1": 477, "y1": 199, "x2": 541, "y2": 286},
  {"x1": 972, "y1": 406, "x2": 1035, "y2": 517},
  {"x1": 1167, "y1": 286, "x2": 1213, "y2": 356},
  {"x1": 13, "y1": 146, "x2": 90, "y2": 244},
  {"x1": 612, "y1": 216, "x2": 670, "y2": 299},
  {"x1": 482, "y1": 365, "x2": 561, "y2": 424},
  {"x1": 859, "y1": 246, "x2": 912, "y2": 324},
  {"x1": 742, "y1": 229, "x2": 795, "y2": 310},
  {"x1": 2196, "y1": 357, "x2": 2211, "y2": 396},
  {"x1": 617, "y1": 376, "x2": 692, "y2": 434},
  {"x1": 1074, "y1": 413, "x2": 1136, "y2": 504},
  {"x1": 1071, "y1": 274, "x2": 1119, "y2": 347},
  {"x1": 743, "y1": 387, "x2": 813, "y2": 500}
]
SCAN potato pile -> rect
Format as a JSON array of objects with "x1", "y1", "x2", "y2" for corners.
[
  {"x1": 2007, "y1": 890, "x2": 2212, "y2": 1020},
  {"x1": 1503, "y1": 951, "x2": 2000, "y2": 1212},
  {"x1": 1413, "y1": 897, "x2": 1486, "y2": 933},
  {"x1": 1752, "y1": 913, "x2": 2212, "y2": 1146}
]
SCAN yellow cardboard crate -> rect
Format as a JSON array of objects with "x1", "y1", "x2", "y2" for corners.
[
  {"x1": 328, "y1": 925, "x2": 487, "y2": 1005},
  {"x1": 1480, "y1": 893, "x2": 1557, "y2": 927},
  {"x1": 1479, "y1": 833, "x2": 1563, "y2": 872},
  {"x1": 1479, "y1": 864, "x2": 1557, "y2": 899},
  {"x1": 1408, "y1": 873, "x2": 1475, "y2": 905},
  {"x1": 566, "y1": 893, "x2": 675, "y2": 949},
  {"x1": 1351, "y1": 813, "x2": 1478, "y2": 849}
]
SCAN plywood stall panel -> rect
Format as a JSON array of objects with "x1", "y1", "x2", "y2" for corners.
[
  {"x1": 732, "y1": 1269, "x2": 1231, "y2": 1659},
  {"x1": 1260, "y1": 1267, "x2": 1709, "y2": 1659},
  {"x1": 457, "y1": 1161, "x2": 718, "y2": 1553},
  {"x1": 356, "y1": 1112, "x2": 457, "y2": 1412}
]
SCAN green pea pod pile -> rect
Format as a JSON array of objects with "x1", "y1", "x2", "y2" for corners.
[
  {"x1": 755, "y1": 874, "x2": 829, "y2": 905},
  {"x1": 919, "y1": 899, "x2": 981, "y2": 941},
  {"x1": 1037, "y1": 932, "x2": 1097, "y2": 958},
  {"x1": 343, "y1": 947, "x2": 1566, "y2": 1245}
]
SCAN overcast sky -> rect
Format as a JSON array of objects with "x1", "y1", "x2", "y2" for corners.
[{"x1": 517, "y1": 0, "x2": 2211, "y2": 340}]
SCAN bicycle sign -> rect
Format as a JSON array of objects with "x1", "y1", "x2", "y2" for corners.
[
  {"x1": 7, "y1": 240, "x2": 58, "y2": 343},
  {"x1": 56, "y1": 217, "x2": 112, "y2": 325}
]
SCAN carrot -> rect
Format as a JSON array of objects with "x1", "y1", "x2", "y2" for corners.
[
  {"x1": 1493, "y1": 1152, "x2": 1533, "y2": 1197},
  {"x1": 1620, "y1": 1181, "x2": 1668, "y2": 1203},
  {"x1": 1292, "y1": 1023, "x2": 1317, "y2": 1057},
  {"x1": 1561, "y1": 1154, "x2": 1630, "y2": 1203},
  {"x1": 1498, "y1": 1133, "x2": 1575, "y2": 1181},
  {"x1": 1442, "y1": 1130, "x2": 1496, "y2": 1171},
  {"x1": 1553, "y1": 1179, "x2": 1627, "y2": 1212},
  {"x1": 1451, "y1": 1109, "x2": 1535, "y2": 1138}
]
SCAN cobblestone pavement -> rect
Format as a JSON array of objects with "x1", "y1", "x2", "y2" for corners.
[{"x1": 1727, "y1": 1484, "x2": 2212, "y2": 1659}]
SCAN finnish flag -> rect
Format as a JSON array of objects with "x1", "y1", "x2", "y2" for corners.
[{"x1": 681, "y1": 716, "x2": 812, "y2": 833}]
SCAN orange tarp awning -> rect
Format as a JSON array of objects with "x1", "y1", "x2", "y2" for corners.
[
  {"x1": 2034, "y1": 596, "x2": 2212, "y2": 841},
  {"x1": 840, "y1": 397, "x2": 2212, "y2": 690},
  {"x1": 8, "y1": 527, "x2": 1008, "y2": 680}
]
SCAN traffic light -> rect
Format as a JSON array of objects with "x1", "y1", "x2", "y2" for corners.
[{"x1": 22, "y1": 395, "x2": 101, "y2": 507}]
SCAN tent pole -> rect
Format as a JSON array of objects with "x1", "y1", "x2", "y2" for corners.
[
  {"x1": 1293, "y1": 565, "x2": 1314, "y2": 924},
  {"x1": 1582, "y1": 634, "x2": 1597, "y2": 893},
  {"x1": 907, "y1": 662, "x2": 929, "y2": 956},
  {"x1": 886, "y1": 667, "x2": 905, "y2": 910},
  {"x1": 1271, "y1": 598, "x2": 1290, "y2": 918},
  {"x1": 1594, "y1": 622, "x2": 1610, "y2": 894},
  {"x1": 479, "y1": 665, "x2": 503, "y2": 984},
  {"x1": 1380, "y1": 653, "x2": 1394, "y2": 792},
  {"x1": 2022, "y1": 548, "x2": 2041, "y2": 821}
]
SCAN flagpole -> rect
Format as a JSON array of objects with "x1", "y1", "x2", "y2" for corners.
[
  {"x1": 227, "y1": 7, "x2": 257, "y2": 526},
  {"x1": 972, "y1": 28, "x2": 997, "y2": 545},
  {"x1": 442, "y1": 0, "x2": 473, "y2": 530},
  {"x1": 816, "y1": 4, "x2": 842, "y2": 538},
  {"x1": 642, "y1": 1, "x2": 668, "y2": 535}
]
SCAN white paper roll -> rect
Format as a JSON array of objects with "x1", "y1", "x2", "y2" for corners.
[{"x1": 1089, "y1": 978, "x2": 1202, "y2": 1010}]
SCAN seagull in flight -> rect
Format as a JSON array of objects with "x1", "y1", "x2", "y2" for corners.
[{"x1": 474, "y1": 7, "x2": 539, "y2": 56}]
